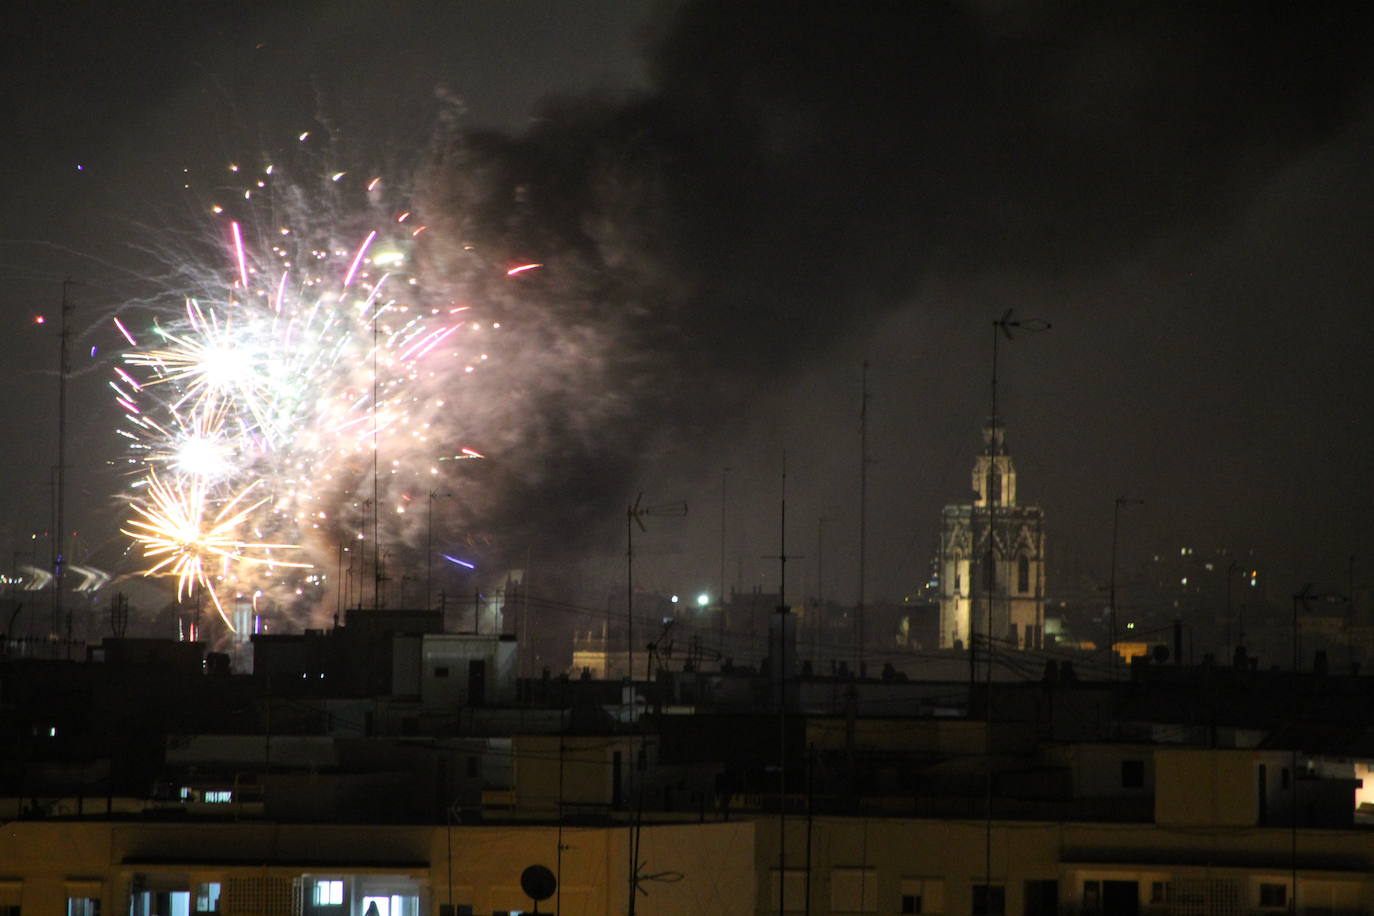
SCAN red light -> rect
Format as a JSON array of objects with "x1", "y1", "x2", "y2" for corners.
[{"x1": 34, "y1": 316, "x2": 45, "y2": 324}]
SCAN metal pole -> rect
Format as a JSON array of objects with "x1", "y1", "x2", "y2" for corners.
[
  {"x1": 427, "y1": 493, "x2": 435, "y2": 611},
  {"x1": 1109, "y1": 500, "x2": 1120, "y2": 681},
  {"x1": 857, "y1": 362, "x2": 868, "y2": 677},
  {"x1": 720, "y1": 467, "x2": 729, "y2": 659},
  {"x1": 54, "y1": 281, "x2": 72, "y2": 651}
]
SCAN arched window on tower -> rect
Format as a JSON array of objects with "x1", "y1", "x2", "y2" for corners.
[
  {"x1": 989, "y1": 468, "x2": 1002, "y2": 506},
  {"x1": 1017, "y1": 554, "x2": 1031, "y2": 594}
]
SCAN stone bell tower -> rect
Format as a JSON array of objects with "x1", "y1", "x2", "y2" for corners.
[{"x1": 937, "y1": 421, "x2": 1046, "y2": 649}]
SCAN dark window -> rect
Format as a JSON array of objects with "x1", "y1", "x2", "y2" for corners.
[
  {"x1": 466, "y1": 756, "x2": 478, "y2": 778},
  {"x1": 1282, "y1": 767, "x2": 1291, "y2": 789},
  {"x1": 1102, "y1": 881, "x2": 1139, "y2": 916},
  {"x1": 1149, "y1": 882, "x2": 1169, "y2": 904},
  {"x1": 1259, "y1": 883, "x2": 1287, "y2": 907},
  {"x1": 1259, "y1": 763, "x2": 1269, "y2": 825},
  {"x1": 1121, "y1": 759, "x2": 1145, "y2": 788},
  {"x1": 990, "y1": 470, "x2": 1002, "y2": 505},
  {"x1": 1017, "y1": 555, "x2": 1030, "y2": 593},
  {"x1": 973, "y1": 884, "x2": 1005, "y2": 915},
  {"x1": 434, "y1": 666, "x2": 449, "y2": 678},
  {"x1": 1083, "y1": 880, "x2": 1101, "y2": 916},
  {"x1": 1024, "y1": 879, "x2": 1057, "y2": 916},
  {"x1": 901, "y1": 893, "x2": 920, "y2": 914}
]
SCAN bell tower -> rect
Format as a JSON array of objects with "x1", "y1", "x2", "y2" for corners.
[{"x1": 937, "y1": 421, "x2": 1046, "y2": 650}]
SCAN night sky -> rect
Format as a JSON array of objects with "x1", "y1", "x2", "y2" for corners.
[{"x1": 3, "y1": 1, "x2": 1373, "y2": 628}]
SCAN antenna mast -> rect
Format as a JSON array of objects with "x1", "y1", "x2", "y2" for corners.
[
  {"x1": 54, "y1": 280, "x2": 73, "y2": 653},
  {"x1": 857, "y1": 361, "x2": 869, "y2": 677}
]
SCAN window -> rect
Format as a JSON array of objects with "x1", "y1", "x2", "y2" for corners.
[
  {"x1": 900, "y1": 878, "x2": 943, "y2": 914},
  {"x1": 434, "y1": 666, "x2": 449, "y2": 678},
  {"x1": 1258, "y1": 883, "x2": 1287, "y2": 908},
  {"x1": 1024, "y1": 880, "x2": 1057, "y2": 915},
  {"x1": 1082, "y1": 880, "x2": 1101, "y2": 915},
  {"x1": 203, "y1": 790, "x2": 232, "y2": 803},
  {"x1": 1281, "y1": 768, "x2": 1291, "y2": 790},
  {"x1": 972, "y1": 884, "x2": 1005, "y2": 915},
  {"x1": 1017, "y1": 555, "x2": 1030, "y2": 593},
  {"x1": 194, "y1": 883, "x2": 220, "y2": 914},
  {"x1": 313, "y1": 880, "x2": 344, "y2": 906},
  {"x1": 437, "y1": 907, "x2": 473, "y2": 916},
  {"x1": 67, "y1": 900, "x2": 100, "y2": 916},
  {"x1": 1149, "y1": 881, "x2": 1170, "y2": 905},
  {"x1": 1121, "y1": 759, "x2": 1145, "y2": 789},
  {"x1": 831, "y1": 868, "x2": 878, "y2": 913},
  {"x1": 1, "y1": 881, "x2": 21, "y2": 916}
]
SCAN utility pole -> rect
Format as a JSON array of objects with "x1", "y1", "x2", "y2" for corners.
[
  {"x1": 624, "y1": 494, "x2": 684, "y2": 916},
  {"x1": 980, "y1": 308, "x2": 1050, "y2": 901},
  {"x1": 766, "y1": 453, "x2": 801, "y2": 916}
]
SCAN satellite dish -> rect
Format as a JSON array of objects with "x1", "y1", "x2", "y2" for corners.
[{"x1": 521, "y1": 864, "x2": 557, "y2": 903}]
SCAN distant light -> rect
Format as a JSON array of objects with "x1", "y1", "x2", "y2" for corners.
[
  {"x1": 697, "y1": 593, "x2": 709, "y2": 607},
  {"x1": 34, "y1": 315, "x2": 45, "y2": 324},
  {"x1": 48, "y1": 727, "x2": 57, "y2": 737},
  {"x1": 1180, "y1": 577, "x2": 1188, "y2": 585},
  {"x1": 1126, "y1": 622, "x2": 1135, "y2": 630},
  {"x1": 671, "y1": 595, "x2": 679, "y2": 604},
  {"x1": 75, "y1": 164, "x2": 84, "y2": 171},
  {"x1": 506, "y1": 263, "x2": 542, "y2": 276},
  {"x1": 442, "y1": 554, "x2": 475, "y2": 569}
]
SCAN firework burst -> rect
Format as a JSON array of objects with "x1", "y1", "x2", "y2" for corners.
[{"x1": 113, "y1": 157, "x2": 490, "y2": 631}]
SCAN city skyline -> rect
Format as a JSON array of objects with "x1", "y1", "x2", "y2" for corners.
[{"x1": 1, "y1": 2, "x2": 1372, "y2": 630}]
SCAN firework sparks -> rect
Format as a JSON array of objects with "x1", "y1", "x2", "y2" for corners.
[
  {"x1": 113, "y1": 163, "x2": 497, "y2": 631},
  {"x1": 121, "y1": 472, "x2": 309, "y2": 628}
]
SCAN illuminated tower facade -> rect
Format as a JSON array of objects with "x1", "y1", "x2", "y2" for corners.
[{"x1": 938, "y1": 421, "x2": 1046, "y2": 649}]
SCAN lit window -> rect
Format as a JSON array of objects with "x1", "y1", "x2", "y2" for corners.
[
  {"x1": 203, "y1": 790, "x2": 232, "y2": 803},
  {"x1": 67, "y1": 898, "x2": 100, "y2": 916},
  {"x1": 195, "y1": 883, "x2": 221, "y2": 914},
  {"x1": 314, "y1": 880, "x2": 344, "y2": 906}
]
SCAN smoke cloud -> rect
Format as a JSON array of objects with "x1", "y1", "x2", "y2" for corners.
[{"x1": 409, "y1": 1, "x2": 1372, "y2": 580}]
